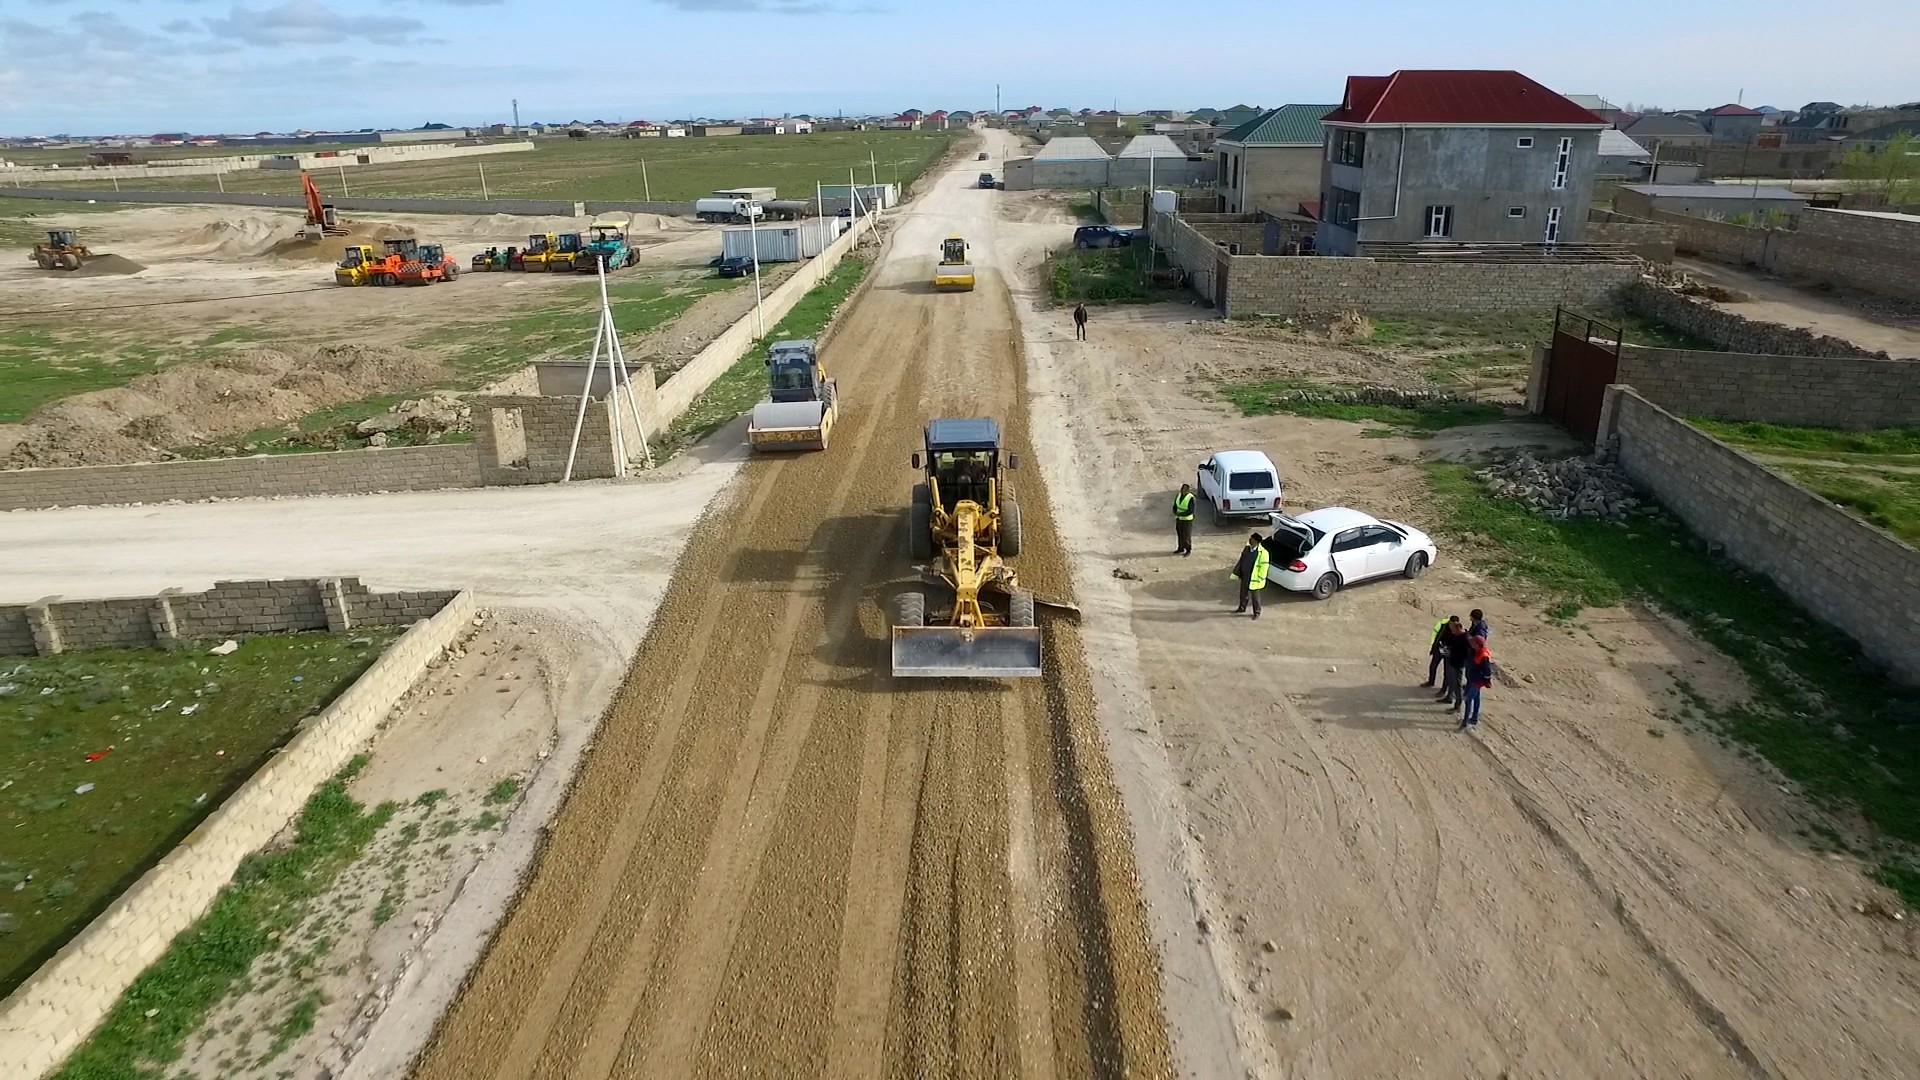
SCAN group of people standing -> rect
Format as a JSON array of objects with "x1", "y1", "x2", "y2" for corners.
[{"x1": 1424, "y1": 611, "x2": 1495, "y2": 730}]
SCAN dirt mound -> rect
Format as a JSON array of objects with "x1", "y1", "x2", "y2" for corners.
[
  {"x1": 267, "y1": 222, "x2": 416, "y2": 264},
  {"x1": 5, "y1": 342, "x2": 451, "y2": 469},
  {"x1": 69, "y1": 253, "x2": 146, "y2": 276},
  {"x1": 170, "y1": 216, "x2": 288, "y2": 258}
]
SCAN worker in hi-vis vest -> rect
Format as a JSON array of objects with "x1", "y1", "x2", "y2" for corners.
[
  {"x1": 1233, "y1": 533, "x2": 1270, "y2": 619},
  {"x1": 1173, "y1": 483, "x2": 1196, "y2": 557}
]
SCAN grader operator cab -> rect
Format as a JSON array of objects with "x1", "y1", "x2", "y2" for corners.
[
  {"x1": 932, "y1": 235, "x2": 975, "y2": 291},
  {"x1": 891, "y1": 419, "x2": 1073, "y2": 679}
]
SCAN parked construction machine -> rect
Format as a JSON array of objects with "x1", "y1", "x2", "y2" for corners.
[
  {"x1": 747, "y1": 339, "x2": 836, "y2": 452},
  {"x1": 470, "y1": 245, "x2": 520, "y2": 272},
  {"x1": 394, "y1": 242, "x2": 458, "y2": 284},
  {"x1": 933, "y1": 235, "x2": 975, "y2": 291},
  {"x1": 31, "y1": 230, "x2": 91, "y2": 271},
  {"x1": 892, "y1": 419, "x2": 1075, "y2": 679},
  {"x1": 334, "y1": 238, "x2": 457, "y2": 285},
  {"x1": 521, "y1": 232, "x2": 584, "y2": 272},
  {"x1": 297, "y1": 173, "x2": 348, "y2": 241},
  {"x1": 574, "y1": 214, "x2": 640, "y2": 273}
]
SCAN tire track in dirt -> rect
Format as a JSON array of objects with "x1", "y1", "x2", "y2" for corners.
[{"x1": 414, "y1": 149, "x2": 1174, "y2": 1080}]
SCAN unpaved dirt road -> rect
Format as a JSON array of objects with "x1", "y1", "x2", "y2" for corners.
[
  {"x1": 411, "y1": 129, "x2": 1175, "y2": 1079},
  {"x1": 1676, "y1": 257, "x2": 1920, "y2": 359},
  {"x1": 1005, "y1": 232, "x2": 1920, "y2": 1076}
]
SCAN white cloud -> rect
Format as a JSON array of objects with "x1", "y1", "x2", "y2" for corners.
[{"x1": 203, "y1": 2, "x2": 429, "y2": 46}]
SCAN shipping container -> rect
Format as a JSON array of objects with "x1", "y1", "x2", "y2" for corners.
[{"x1": 721, "y1": 217, "x2": 848, "y2": 263}]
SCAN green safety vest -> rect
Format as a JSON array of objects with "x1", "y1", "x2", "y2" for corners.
[
  {"x1": 1174, "y1": 492, "x2": 1195, "y2": 521},
  {"x1": 1249, "y1": 545, "x2": 1270, "y2": 589}
]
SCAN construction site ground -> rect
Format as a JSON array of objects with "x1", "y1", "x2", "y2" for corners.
[
  {"x1": 7, "y1": 131, "x2": 1918, "y2": 1080},
  {"x1": 0, "y1": 205, "x2": 794, "y2": 467},
  {"x1": 1675, "y1": 257, "x2": 1920, "y2": 359}
]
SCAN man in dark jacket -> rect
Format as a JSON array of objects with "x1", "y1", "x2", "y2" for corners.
[
  {"x1": 1469, "y1": 608, "x2": 1492, "y2": 643},
  {"x1": 1459, "y1": 635, "x2": 1494, "y2": 730},
  {"x1": 1436, "y1": 620, "x2": 1472, "y2": 710}
]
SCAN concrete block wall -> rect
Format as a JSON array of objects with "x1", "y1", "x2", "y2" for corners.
[
  {"x1": 1604, "y1": 388, "x2": 1920, "y2": 681},
  {"x1": 469, "y1": 394, "x2": 627, "y2": 483},
  {"x1": 1614, "y1": 344, "x2": 1920, "y2": 428},
  {"x1": 0, "y1": 591, "x2": 475, "y2": 1079},
  {"x1": 1148, "y1": 211, "x2": 1230, "y2": 307},
  {"x1": 1624, "y1": 281, "x2": 1889, "y2": 359},
  {"x1": 1623, "y1": 203, "x2": 1920, "y2": 304},
  {"x1": 1587, "y1": 217, "x2": 1677, "y2": 262},
  {"x1": 1223, "y1": 256, "x2": 1640, "y2": 318},
  {"x1": 0, "y1": 187, "x2": 583, "y2": 219},
  {"x1": 0, "y1": 578, "x2": 460, "y2": 656},
  {"x1": 0, "y1": 443, "x2": 480, "y2": 513}
]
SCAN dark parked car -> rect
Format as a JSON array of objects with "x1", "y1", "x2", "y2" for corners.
[
  {"x1": 977, "y1": 152, "x2": 989, "y2": 160},
  {"x1": 1073, "y1": 225, "x2": 1135, "y2": 249},
  {"x1": 978, "y1": 172, "x2": 996, "y2": 188},
  {"x1": 716, "y1": 255, "x2": 755, "y2": 277}
]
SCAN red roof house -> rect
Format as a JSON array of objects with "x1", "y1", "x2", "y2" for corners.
[{"x1": 1323, "y1": 70, "x2": 1605, "y2": 127}]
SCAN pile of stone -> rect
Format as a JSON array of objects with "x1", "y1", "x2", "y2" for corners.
[
  {"x1": 354, "y1": 393, "x2": 472, "y2": 447},
  {"x1": 1477, "y1": 452, "x2": 1640, "y2": 521}
]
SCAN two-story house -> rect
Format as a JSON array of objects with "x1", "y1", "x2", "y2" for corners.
[
  {"x1": 1215, "y1": 104, "x2": 1337, "y2": 215},
  {"x1": 1315, "y1": 70, "x2": 1606, "y2": 255}
]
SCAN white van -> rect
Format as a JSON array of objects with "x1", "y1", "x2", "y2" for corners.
[{"x1": 1195, "y1": 449, "x2": 1283, "y2": 524}]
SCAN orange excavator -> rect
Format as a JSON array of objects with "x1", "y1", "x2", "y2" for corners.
[{"x1": 298, "y1": 173, "x2": 348, "y2": 241}]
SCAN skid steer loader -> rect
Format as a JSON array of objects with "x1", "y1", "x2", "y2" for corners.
[{"x1": 891, "y1": 418, "x2": 1073, "y2": 679}]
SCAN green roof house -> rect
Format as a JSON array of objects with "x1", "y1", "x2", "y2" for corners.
[{"x1": 1216, "y1": 103, "x2": 1337, "y2": 214}]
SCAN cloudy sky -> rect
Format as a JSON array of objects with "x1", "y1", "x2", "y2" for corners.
[{"x1": 1, "y1": 0, "x2": 1914, "y2": 135}]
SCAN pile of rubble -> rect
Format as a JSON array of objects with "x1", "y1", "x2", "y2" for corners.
[
  {"x1": 1477, "y1": 452, "x2": 1641, "y2": 521},
  {"x1": 1268, "y1": 385, "x2": 1474, "y2": 407},
  {"x1": 353, "y1": 393, "x2": 472, "y2": 448}
]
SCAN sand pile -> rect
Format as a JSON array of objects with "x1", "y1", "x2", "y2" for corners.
[
  {"x1": 4, "y1": 342, "x2": 451, "y2": 469},
  {"x1": 168, "y1": 216, "x2": 288, "y2": 258},
  {"x1": 266, "y1": 222, "x2": 416, "y2": 264},
  {"x1": 70, "y1": 253, "x2": 147, "y2": 276}
]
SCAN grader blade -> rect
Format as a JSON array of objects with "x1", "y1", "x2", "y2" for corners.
[{"x1": 890, "y1": 626, "x2": 1042, "y2": 679}]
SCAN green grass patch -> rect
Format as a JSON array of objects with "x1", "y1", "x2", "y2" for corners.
[
  {"x1": 1692, "y1": 418, "x2": 1920, "y2": 460},
  {"x1": 1360, "y1": 309, "x2": 1708, "y2": 390},
  {"x1": 657, "y1": 252, "x2": 871, "y2": 455},
  {"x1": 1426, "y1": 462, "x2": 1920, "y2": 905},
  {"x1": 1770, "y1": 465, "x2": 1920, "y2": 546},
  {"x1": 1220, "y1": 380, "x2": 1507, "y2": 433},
  {"x1": 48, "y1": 757, "x2": 397, "y2": 1079},
  {"x1": 21, "y1": 131, "x2": 961, "y2": 203},
  {"x1": 0, "y1": 326, "x2": 169, "y2": 424},
  {"x1": 484, "y1": 778, "x2": 519, "y2": 806},
  {"x1": 0, "y1": 632, "x2": 398, "y2": 998},
  {"x1": 256, "y1": 989, "x2": 323, "y2": 1068},
  {"x1": 1046, "y1": 243, "x2": 1153, "y2": 304},
  {"x1": 1692, "y1": 419, "x2": 1920, "y2": 545}
]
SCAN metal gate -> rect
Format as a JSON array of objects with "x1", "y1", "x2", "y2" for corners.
[{"x1": 1544, "y1": 308, "x2": 1622, "y2": 443}]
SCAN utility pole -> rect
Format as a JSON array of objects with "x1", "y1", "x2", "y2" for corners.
[
  {"x1": 479, "y1": 161, "x2": 489, "y2": 200},
  {"x1": 641, "y1": 158, "x2": 650, "y2": 202},
  {"x1": 747, "y1": 202, "x2": 765, "y2": 339},
  {"x1": 996, "y1": 83, "x2": 1001, "y2": 116},
  {"x1": 512, "y1": 98, "x2": 520, "y2": 130}
]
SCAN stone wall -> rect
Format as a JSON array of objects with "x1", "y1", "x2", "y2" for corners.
[
  {"x1": 0, "y1": 443, "x2": 480, "y2": 513},
  {"x1": 1221, "y1": 254, "x2": 1640, "y2": 318},
  {"x1": 1604, "y1": 388, "x2": 1920, "y2": 682},
  {"x1": 1, "y1": 577, "x2": 462, "y2": 656},
  {"x1": 1148, "y1": 211, "x2": 1230, "y2": 308},
  {"x1": 1623, "y1": 281, "x2": 1891, "y2": 358},
  {"x1": 1623, "y1": 204, "x2": 1920, "y2": 304},
  {"x1": 1613, "y1": 344, "x2": 1920, "y2": 428},
  {"x1": 0, "y1": 186, "x2": 698, "y2": 219},
  {"x1": 1587, "y1": 213, "x2": 1677, "y2": 262},
  {"x1": 0, "y1": 591, "x2": 476, "y2": 1078}
]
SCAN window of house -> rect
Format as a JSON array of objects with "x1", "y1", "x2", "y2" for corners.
[
  {"x1": 1424, "y1": 205, "x2": 1454, "y2": 239},
  {"x1": 1516, "y1": 136, "x2": 1534, "y2": 149},
  {"x1": 1552, "y1": 136, "x2": 1573, "y2": 190},
  {"x1": 1507, "y1": 206, "x2": 1527, "y2": 218},
  {"x1": 1331, "y1": 129, "x2": 1366, "y2": 166},
  {"x1": 1545, "y1": 205, "x2": 1563, "y2": 244},
  {"x1": 1327, "y1": 187, "x2": 1361, "y2": 229}
]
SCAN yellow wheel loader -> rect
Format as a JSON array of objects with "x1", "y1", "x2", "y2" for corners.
[
  {"x1": 891, "y1": 419, "x2": 1073, "y2": 679},
  {"x1": 932, "y1": 235, "x2": 975, "y2": 291},
  {"x1": 747, "y1": 339, "x2": 837, "y2": 452},
  {"x1": 31, "y1": 230, "x2": 91, "y2": 271}
]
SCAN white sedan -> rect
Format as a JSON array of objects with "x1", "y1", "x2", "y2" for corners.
[{"x1": 1264, "y1": 506, "x2": 1437, "y2": 600}]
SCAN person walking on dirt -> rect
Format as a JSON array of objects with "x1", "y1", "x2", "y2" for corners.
[
  {"x1": 1072, "y1": 302, "x2": 1089, "y2": 341},
  {"x1": 1232, "y1": 533, "x2": 1269, "y2": 619},
  {"x1": 1437, "y1": 619, "x2": 1472, "y2": 710},
  {"x1": 1421, "y1": 615, "x2": 1460, "y2": 688},
  {"x1": 1173, "y1": 484, "x2": 1196, "y2": 556},
  {"x1": 1459, "y1": 635, "x2": 1494, "y2": 731}
]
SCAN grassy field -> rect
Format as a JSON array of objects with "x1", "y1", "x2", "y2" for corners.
[
  {"x1": 0, "y1": 631, "x2": 399, "y2": 997},
  {"x1": 1044, "y1": 243, "x2": 1194, "y2": 306},
  {"x1": 51, "y1": 756, "x2": 395, "y2": 1080},
  {"x1": 657, "y1": 253, "x2": 871, "y2": 456},
  {"x1": 21, "y1": 131, "x2": 961, "y2": 204},
  {"x1": 1692, "y1": 419, "x2": 1920, "y2": 545},
  {"x1": 0, "y1": 197, "x2": 133, "y2": 247},
  {"x1": 1221, "y1": 385, "x2": 1507, "y2": 433},
  {"x1": 1360, "y1": 310, "x2": 1707, "y2": 392},
  {"x1": 1425, "y1": 462, "x2": 1920, "y2": 905}
]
